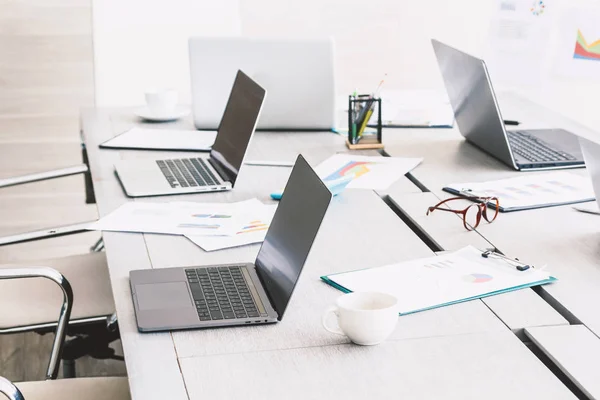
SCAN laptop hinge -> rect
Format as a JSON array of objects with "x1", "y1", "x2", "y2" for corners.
[
  {"x1": 208, "y1": 157, "x2": 235, "y2": 184},
  {"x1": 252, "y1": 263, "x2": 280, "y2": 320}
]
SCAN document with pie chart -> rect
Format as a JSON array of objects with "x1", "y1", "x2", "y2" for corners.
[
  {"x1": 314, "y1": 154, "x2": 422, "y2": 190},
  {"x1": 321, "y1": 246, "x2": 556, "y2": 315}
]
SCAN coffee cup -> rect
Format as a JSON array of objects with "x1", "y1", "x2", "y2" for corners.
[
  {"x1": 145, "y1": 88, "x2": 178, "y2": 117},
  {"x1": 322, "y1": 292, "x2": 398, "y2": 346}
]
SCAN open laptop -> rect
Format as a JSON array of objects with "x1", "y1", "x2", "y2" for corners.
[
  {"x1": 577, "y1": 137, "x2": 600, "y2": 214},
  {"x1": 431, "y1": 39, "x2": 584, "y2": 171},
  {"x1": 189, "y1": 37, "x2": 336, "y2": 131},
  {"x1": 129, "y1": 155, "x2": 332, "y2": 332},
  {"x1": 114, "y1": 70, "x2": 266, "y2": 197}
]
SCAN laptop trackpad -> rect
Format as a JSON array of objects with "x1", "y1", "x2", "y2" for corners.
[{"x1": 136, "y1": 282, "x2": 192, "y2": 310}]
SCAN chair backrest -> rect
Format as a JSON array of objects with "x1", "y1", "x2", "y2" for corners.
[
  {"x1": 0, "y1": 376, "x2": 24, "y2": 400},
  {"x1": 0, "y1": 267, "x2": 73, "y2": 380}
]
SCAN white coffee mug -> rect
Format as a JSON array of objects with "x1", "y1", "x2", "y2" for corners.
[
  {"x1": 145, "y1": 88, "x2": 178, "y2": 117},
  {"x1": 322, "y1": 292, "x2": 399, "y2": 346}
]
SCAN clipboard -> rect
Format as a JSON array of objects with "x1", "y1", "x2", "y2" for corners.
[
  {"x1": 100, "y1": 128, "x2": 216, "y2": 152},
  {"x1": 321, "y1": 246, "x2": 556, "y2": 316}
]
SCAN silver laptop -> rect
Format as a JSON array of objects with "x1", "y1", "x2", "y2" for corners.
[
  {"x1": 432, "y1": 39, "x2": 584, "y2": 171},
  {"x1": 189, "y1": 37, "x2": 336, "y2": 131},
  {"x1": 114, "y1": 70, "x2": 266, "y2": 197},
  {"x1": 129, "y1": 155, "x2": 332, "y2": 332},
  {"x1": 579, "y1": 137, "x2": 600, "y2": 212}
]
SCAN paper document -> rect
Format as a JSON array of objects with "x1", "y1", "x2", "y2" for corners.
[
  {"x1": 553, "y1": 5, "x2": 600, "y2": 79},
  {"x1": 444, "y1": 172, "x2": 595, "y2": 212},
  {"x1": 373, "y1": 90, "x2": 454, "y2": 128},
  {"x1": 88, "y1": 202, "x2": 243, "y2": 236},
  {"x1": 314, "y1": 154, "x2": 422, "y2": 190},
  {"x1": 185, "y1": 199, "x2": 277, "y2": 251},
  {"x1": 485, "y1": 0, "x2": 553, "y2": 86},
  {"x1": 100, "y1": 127, "x2": 216, "y2": 151},
  {"x1": 322, "y1": 246, "x2": 556, "y2": 315}
]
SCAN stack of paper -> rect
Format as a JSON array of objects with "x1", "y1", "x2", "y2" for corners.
[
  {"x1": 443, "y1": 171, "x2": 595, "y2": 212},
  {"x1": 88, "y1": 199, "x2": 277, "y2": 251},
  {"x1": 322, "y1": 246, "x2": 556, "y2": 315}
]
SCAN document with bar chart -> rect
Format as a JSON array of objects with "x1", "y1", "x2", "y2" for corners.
[{"x1": 444, "y1": 171, "x2": 594, "y2": 212}]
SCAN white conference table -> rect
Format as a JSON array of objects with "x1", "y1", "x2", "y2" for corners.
[
  {"x1": 81, "y1": 108, "x2": 576, "y2": 399},
  {"x1": 383, "y1": 93, "x2": 600, "y2": 398}
]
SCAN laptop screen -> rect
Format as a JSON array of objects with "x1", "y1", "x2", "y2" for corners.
[
  {"x1": 255, "y1": 155, "x2": 332, "y2": 320},
  {"x1": 431, "y1": 39, "x2": 516, "y2": 168},
  {"x1": 210, "y1": 70, "x2": 266, "y2": 185}
]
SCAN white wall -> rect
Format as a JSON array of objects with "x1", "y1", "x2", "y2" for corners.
[
  {"x1": 91, "y1": 0, "x2": 600, "y2": 135},
  {"x1": 239, "y1": 0, "x2": 493, "y2": 95},
  {"x1": 92, "y1": 0, "x2": 241, "y2": 106}
]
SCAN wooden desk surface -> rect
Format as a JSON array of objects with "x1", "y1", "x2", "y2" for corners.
[
  {"x1": 383, "y1": 93, "x2": 600, "y2": 396},
  {"x1": 179, "y1": 330, "x2": 575, "y2": 400},
  {"x1": 81, "y1": 108, "x2": 574, "y2": 399},
  {"x1": 525, "y1": 325, "x2": 600, "y2": 400}
]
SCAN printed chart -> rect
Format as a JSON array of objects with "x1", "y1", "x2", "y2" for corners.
[
  {"x1": 574, "y1": 29, "x2": 600, "y2": 62},
  {"x1": 463, "y1": 273, "x2": 494, "y2": 284},
  {"x1": 323, "y1": 161, "x2": 374, "y2": 182}
]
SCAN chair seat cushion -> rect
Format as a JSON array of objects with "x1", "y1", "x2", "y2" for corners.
[
  {"x1": 16, "y1": 376, "x2": 130, "y2": 400},
  {"x1": 0, "y1": 252, "x2": 115, "y2": 330}
]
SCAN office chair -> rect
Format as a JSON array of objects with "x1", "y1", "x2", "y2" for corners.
[
  {"x1": 0, "y1": 253, "x2": 120, "y2": 378},
  {"x1": 0, "y1": 163, "x2": 118, "y2": 378},
  {"x1": 0, "y1": 267, "x2": 130, "y2": 400}
]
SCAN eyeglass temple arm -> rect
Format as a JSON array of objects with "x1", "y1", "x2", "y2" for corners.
[{"x1": 427, "y1": 197, "x2": 466, "y2": 214}]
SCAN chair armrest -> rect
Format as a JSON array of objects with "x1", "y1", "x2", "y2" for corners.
[
  {"x1": 0, "y1": 222, "x2": 95, "y2": 247},
  {"x1": 0, "y1": 377, "x2": 24, "y2": 400},
  {"x1": 0, "y1": 164, "x2": 88, "y2": 189},
  {"x1": 0, "y1": 268, "x2": 74, "y2": 380}
]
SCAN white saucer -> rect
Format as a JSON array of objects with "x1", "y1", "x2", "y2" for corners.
[{"x1": 134, "y1": 106, "x2": 190, "y2": 122}]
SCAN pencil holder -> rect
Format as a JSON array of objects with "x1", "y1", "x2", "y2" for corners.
[{"x1": 347, "y1": 95, "x2": 383, "y2": 150}]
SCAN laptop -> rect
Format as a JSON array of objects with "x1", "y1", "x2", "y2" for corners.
[
  {"x1": 189, "y1": 37, "x2": 336, "y2": 131},
  {"x1": 431, "y1": 39, "x2": 584, "y2": 171},
  {"x1": 578, "y1": 137, "x2": 600, "y2": 213},
  {"x1": 130, "y1": 155, "x2": 332, "y2": 332},
  {"x1": 114, "y1": 70, "x2": 266, "y2": 197}
]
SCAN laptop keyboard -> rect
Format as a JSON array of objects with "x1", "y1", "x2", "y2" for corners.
[
  {"x1": 156, "y1": 158, "x2": 220, "y2": 188},
  {"x1": 507, "y1": 131, "x2": 577, "y2": 163},
  {"x1": 185, "y1": 266, "x2": 261, "y2": 321}
]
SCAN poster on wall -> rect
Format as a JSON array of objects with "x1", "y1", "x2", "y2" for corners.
[
  {"x1": 554, "y1": 6, "x2": 600, "y2": 79},
  {"x1": 485, "y1": 0, "x2": 555, "y2": 86}
]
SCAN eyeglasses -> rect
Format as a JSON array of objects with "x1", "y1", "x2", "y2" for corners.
[{"x1": 426, "y1": 197, "x2": 500, "y2": 231}]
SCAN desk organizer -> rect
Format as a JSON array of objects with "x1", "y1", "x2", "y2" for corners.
[{"x1": 347, "y1": 95, "x2": 383, "y2": 150}]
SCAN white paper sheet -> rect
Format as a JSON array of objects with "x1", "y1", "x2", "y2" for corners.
[
  {"x1": 445, "y1": 171, "x2": 595, "y2": 211},
  {"x1": 314, "y1": 154, "x2": 422, "y2": 190},
  {"x1": 100, "y1": 127, "x2": 216, "y2": 151},
  {"x1": 376, "y1": 90, "x2": 454, "y2": 127},
  {"x1": 485, "y1": 0, "x2": 554, "y2": 86},
  {"x1": 325, "y1": 246, "x2": 556, "y2": 315},
  {"x1": 186, "y1": 201, "x2": 277, "y2": 251},
  {"x1": 553, "y1": 6, "x2": 600, "y2": 79},
  {"x1": 87, "y1": 201, "x2": 243, "y2": 236}
]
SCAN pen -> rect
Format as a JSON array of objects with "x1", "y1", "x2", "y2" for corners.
[{"x1": 503, "y1": 120, "x2": 520, "y2": 126}]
